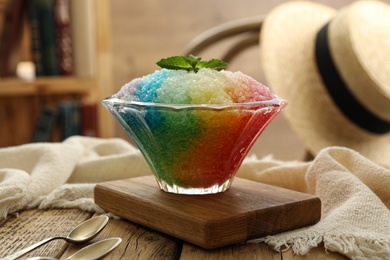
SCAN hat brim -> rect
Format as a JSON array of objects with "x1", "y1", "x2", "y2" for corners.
[{"x1": 260, "y1": 1, "x2": 390, "y2": 166}]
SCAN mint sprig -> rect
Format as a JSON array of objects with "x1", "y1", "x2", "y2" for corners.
[{"x1": 156, "y1": 55, "x2": 229, "y2": 73}]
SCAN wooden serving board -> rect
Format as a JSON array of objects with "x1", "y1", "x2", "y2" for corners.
[{"x1": 94, "y1": 176, "x2": 321, "y2": 249}]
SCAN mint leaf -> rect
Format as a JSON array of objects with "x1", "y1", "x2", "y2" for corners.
[
  {"x1": 156, "y1": 56, "x2": 193, "y2": 71},
  {"x1": 186, "y1": 55, "x2": 201, "y2": 69},
  {"x1": 196, "y1": 59, "x2": 229, "y2": 70},
  {"x1": 156, "y1": 55, "x2": 229, "y2": 73}
]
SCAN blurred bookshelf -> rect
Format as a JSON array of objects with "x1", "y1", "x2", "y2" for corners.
[{"x1": 0, "y1": 0, "x2": 114, "y2": 147}]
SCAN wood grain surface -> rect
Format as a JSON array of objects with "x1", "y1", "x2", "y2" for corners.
[
  {"x1": 94, "y1": 176, "x2": 321, "y2": 249},
  {"x1": 0, "y1": 209, "x2": 91, "y2": 259},
  {"x1": 0, "y1": 208, "x2": 348, "y2": 259}
]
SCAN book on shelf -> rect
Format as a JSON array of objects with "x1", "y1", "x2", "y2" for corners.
[
  {"x1": 58, "y1": 101, "x2": 80, "y2": 140},
  {"x1": 0, "y1": 0, "x2": 96, "y2": 78},
  {"x1": 26, "y1": 0, "x2": 43, "y2": 76},
  {"x1": 70, "y1": 0, "x2": 96, "y2": 77},
  {"x1": 80, "y1": 102, "x2": 99, "y2": 137},
  {"x1": 0, "y1": 0, "x2": 6, "y2": 33},
  {"x1": 32, "y1": 101, "x2": 99, "y2": 142},
  {"x1": 32, "y1": 106, "x2": 59, "y2": 142},
  {"x1": 54, "y1": 0, "x2": 73, "y2": 76},
  {"x1": 0, "y1": 0, "x2": 25, "y2": 77},
  {"x1": 30, "y1": 0, "x2": 59, "y2": 76},
  {"x1": 59, "y1": 101, "x2": 100, "y2": 140}
]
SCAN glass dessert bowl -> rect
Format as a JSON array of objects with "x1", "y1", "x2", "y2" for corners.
[{"x1": 102, "y1": 96, "x2": 287, "y2": 195}]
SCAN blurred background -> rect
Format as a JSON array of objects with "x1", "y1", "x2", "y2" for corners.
[
  {"x1": 109, "y1": 0, "x2": 364, "y2": 161},
  {"x1": 1, "y1": 0, "x2": 388, "y2": 161}
]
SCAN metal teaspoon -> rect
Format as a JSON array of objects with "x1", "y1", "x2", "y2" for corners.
[
  {"x1": 3, "y1": 215, "x2": 109, "y2": 260},
  {"x1": 26, "y1": 237, "x2": 122, "y2": 260}
]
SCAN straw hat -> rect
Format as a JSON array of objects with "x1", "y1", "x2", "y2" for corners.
[{"x1": 260, "y1": 0, "x2": 390, "y2": 167}]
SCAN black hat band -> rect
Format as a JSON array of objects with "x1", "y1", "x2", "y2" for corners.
[{"x1": 315, "y1": 22, "x2": 390, "y2": 134}]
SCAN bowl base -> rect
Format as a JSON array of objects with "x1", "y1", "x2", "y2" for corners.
[{"x1": 156, "y1": 178, "x2": 233, "y2": 195}]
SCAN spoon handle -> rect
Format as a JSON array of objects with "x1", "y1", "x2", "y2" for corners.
[{"x1": 2, "y1": 237, "x2": 60, "y2": 260}]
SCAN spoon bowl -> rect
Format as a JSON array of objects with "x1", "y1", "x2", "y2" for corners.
[
  {"x1": 66, "y1": 215, "x2": 109, "y2": 244},
  {"x1": 3, "y1": 215, "x2": 109, "y2": 260},
  {"x1": 27, "y1": 256, "x2": 58, "y2": 260},
  {"x1": 66, "y1": 237, "x2": 122, "y2": 260},
  {"x1": 25, "y1": 237, "x2": 122, "y2": 260}
]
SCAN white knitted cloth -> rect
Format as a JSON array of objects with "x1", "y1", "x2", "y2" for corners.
[
  {"x1": 238, "y1": 149, "x2": 390, "y2": 259},
  {"x1": 0, "y1": 136, "x2": 151, "y2": 215},
  {"x1": 0, "y1": 136, "x2": 389, "y2": 259}
]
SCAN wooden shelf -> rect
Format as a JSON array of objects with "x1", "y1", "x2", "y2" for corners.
[
  {"x1": 0, "y1": 0, "x2": 114, "y2": 147},
  {"x1": 0, "y1": 77, "x2": 97, "y2": 96}
]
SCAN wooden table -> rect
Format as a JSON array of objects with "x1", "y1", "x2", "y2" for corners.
[{"x1": 0, "y1": 208, "x2": 347, "y2": 259}]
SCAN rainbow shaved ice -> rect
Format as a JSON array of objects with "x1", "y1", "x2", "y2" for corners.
[
  {"x1": 104, "y1": 59, "x2": 286, "y2": 194},
  {"x1": 114, "y1": 69, "x2": 275, "y2": 104}
]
